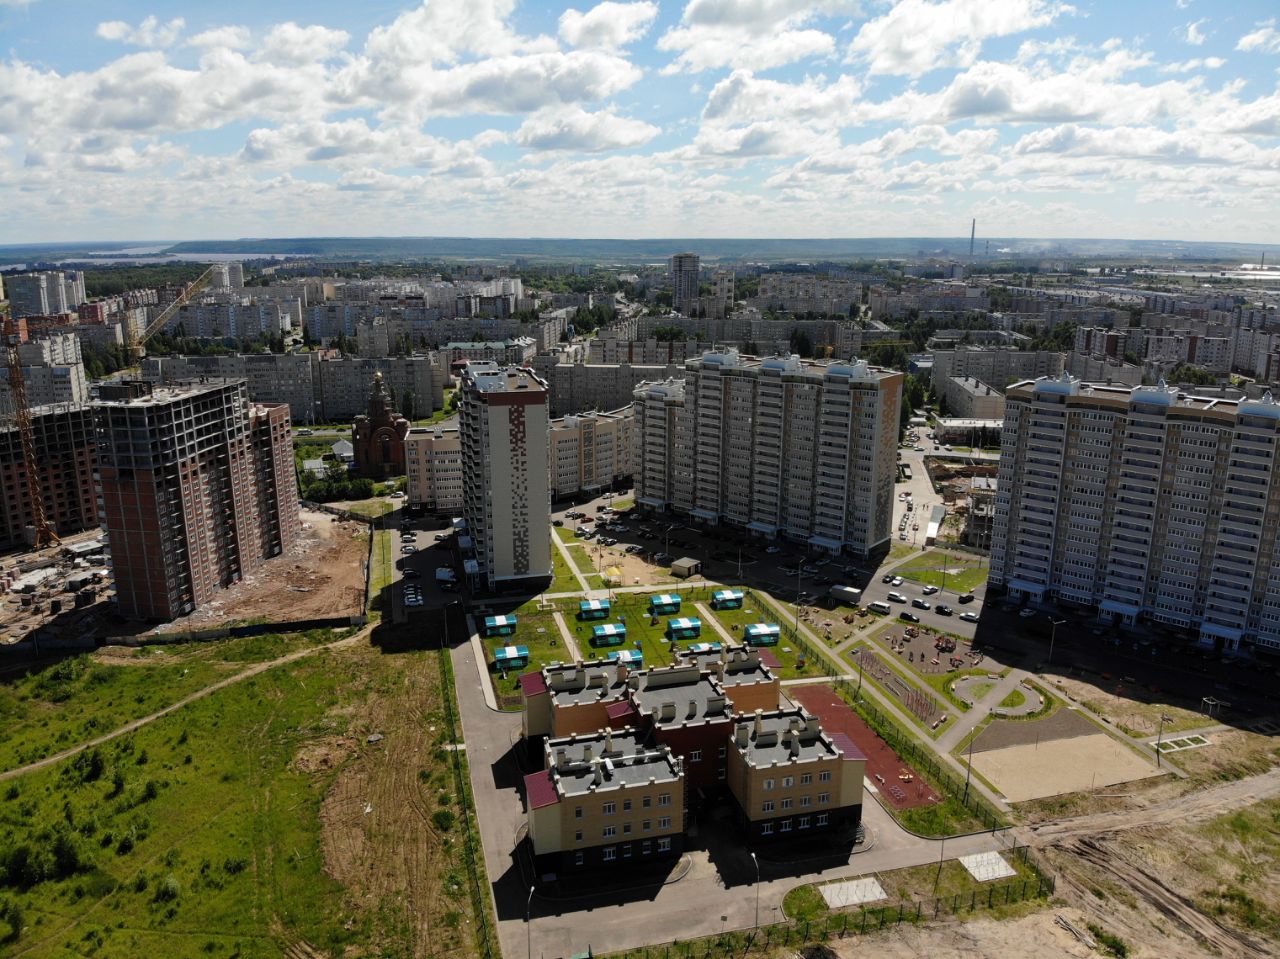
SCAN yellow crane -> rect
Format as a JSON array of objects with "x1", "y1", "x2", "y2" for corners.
[
  {"x1": 3, "y1": 313, "x2": 59, "y2": 549},
  {"x1": 127, "y1": 265, "x2": 216, "y2": 361}
]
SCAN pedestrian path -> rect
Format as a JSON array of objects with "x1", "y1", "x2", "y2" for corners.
[
  {"x1": 693, "y1": 602, "x2": 737, "y2": 646},
  {"x1": 551, "y1": 610, "x2": 584, "y2": 662},
  {"x1": 551, "y1": 534, "x2": 593, "y2": 593}
]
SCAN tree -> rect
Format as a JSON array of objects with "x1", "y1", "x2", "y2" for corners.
[{"x1": 790, "y1": 330, "x2": 814, "y2": 358}]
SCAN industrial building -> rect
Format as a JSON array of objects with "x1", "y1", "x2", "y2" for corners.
[
  {"x1": 632, "y1": 351, "x2": 903, "y2": 557},
  {"x1": 93, "y1": 379, "x2": 301, "y2": 621},
  {"x1": 990, "y1": 375, "x2": 1280, "y2": 652},
  {"x1": 458, "y1": 363, "x2": 552, "y2": 591}
]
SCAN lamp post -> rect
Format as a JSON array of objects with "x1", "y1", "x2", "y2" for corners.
[
  {"x1": 751, "y1": 852, "x2": 761, "y2": 929},
  {"x1": 1048, "y1": 616, "x2": 1066, "y2": 667},
  {"x1": 1155, "y1": 713, "x2": 1172, "y2": 767},
  {"x1": 963, "y1": 734, "x2": 975, "y2": 805},
  {"x1": 526, "y1": 884, "x2": 535, "y2": 959}
]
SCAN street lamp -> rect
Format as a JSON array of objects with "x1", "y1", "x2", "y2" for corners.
[
  {"x1": 962, "y1": 734, "x2": 975, "y2": 805},
  {"x1": 1048, "y1": 616, "x2": 1066, "y2": 667},
  {"x1": 751, "y1": 852, "x2": 761, "y2": 929},
  {"x1": 1155, "y1": 712, "x2": 1172, "y2": 767},
  {"x1": 526, "y1": 884, "x2": 535, "y2": 959}
]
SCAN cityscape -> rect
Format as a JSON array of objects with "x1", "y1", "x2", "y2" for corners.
[{"x1": 2, "y1": 3, "x2": 1280, "y2": 959}]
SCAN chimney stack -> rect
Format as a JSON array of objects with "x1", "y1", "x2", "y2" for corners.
[
  {"x1": 605, "y1": 728, "x2": 614, "y2": 752},
  {"x1": 736, "y1": 723, "x2": 750, "y2": 748},
  {"x1": 754, "y1": 709, "x2": 764, "y2": 737}
]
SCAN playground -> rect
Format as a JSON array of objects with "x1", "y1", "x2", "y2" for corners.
[{"x1": 790, "y1": 684, "x2": 940, "y2": 811}]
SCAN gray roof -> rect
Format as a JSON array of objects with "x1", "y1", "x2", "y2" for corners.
[{"x1": 735, "y1": 710, "x2": 838, "y2": 767}]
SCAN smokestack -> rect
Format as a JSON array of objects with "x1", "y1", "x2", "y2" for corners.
[{"x1": 969, "y1": 218, "x2": 976, "y2": 259}]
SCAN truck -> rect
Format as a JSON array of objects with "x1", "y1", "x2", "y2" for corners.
[{"x1": 829, "y1": 584, "x2": 862, "y2": 606}]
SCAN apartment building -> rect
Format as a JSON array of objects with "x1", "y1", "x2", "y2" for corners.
[
  {"x1": 756, "y1": 272, "x2": 865, "y2": 315},
  {"x1": 525, "y1": 728, "x2": 686, "y2": 873},
  {"x1": 166, "y1": 299, "x2": 289, "y2": 339},
  {"x1": 0, "y1": 403, "x2": 98, "y2": 550},
  {"x1": 404, "y1": 427, "x2": 464, "y2": 514},
  {"x1": 990, "y1": 375, "x2": 1280, "y2": 652},
  {"x1": 669, "y1": 253, "x2": 701, "y2": 315},
  {"x1": 531, "y1": 354, "x2": 680, "y2": 417},
  {"x1": 0, "y1": 332, "x2": 89, "y2": 414},
  {"x1": 6, "y1": 271, "x2": 86, "y2": 317},
  {"x1": 938, "y1": 376, "x2": 1005, "y2": 419},
  {"x1": 930, "y1": 348, "x2": 1064, "y2": 394},
  {"x1": 549, "y1": 408, "x2": 634, "y2": 499},
  {"x1": 93, "y1": 380, "x2": 301, "y2": 621},
  {"x1": 441, "y1": 338, "x2": 538, "y2": 366},
  {"x1": 633, "y1": 351, "x2": 902, "y2": 557},
  {"x1": 727, "y1": 708, "x2": 865, "y2": 842},
  {"x1": 1063, "y1": 351, "x2": 1143, "y2": 387},
  {"x1": 458, "y1": 363, "x2": 552, "y2": 591}
]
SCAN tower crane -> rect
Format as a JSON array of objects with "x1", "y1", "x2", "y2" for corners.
[
  {"x1": 3, "y1": 312, "x2": 58, "y2": 549},
  {"x1": 128, "y1": 265, "x2": 217, "y2": 360}
]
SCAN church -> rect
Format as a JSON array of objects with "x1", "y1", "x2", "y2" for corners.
[{"x1": 352, "y1": 372, "x2": 409, "y2": 478}]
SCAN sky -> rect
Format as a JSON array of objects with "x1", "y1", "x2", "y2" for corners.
[{"x1": 0, "y1": 0, "x2": 1278, "y2": 244}]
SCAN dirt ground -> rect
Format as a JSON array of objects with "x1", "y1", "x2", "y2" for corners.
[
  {"x1": 1044, "y1": 674, "x2": 1209, "y2": 738},
  {"x1": 838, "y1": 909, "x2": 1097, "y2": 959},
  {"x1": 591, "y1": 544, "x2": 679, "y2": 586},
  {"x1": 972, "y1": 733, "x2": 1162, "y2": 802},
  {"x1": 151, "y1": 509, "x2": 368, "y2": 634}
]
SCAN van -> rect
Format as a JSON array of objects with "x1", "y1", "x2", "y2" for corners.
[{"x1": 868, "y1": 601, "x2": 892, "y2": 615}]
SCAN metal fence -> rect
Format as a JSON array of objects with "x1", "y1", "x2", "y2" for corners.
[{"x1": 832, "y1": 677, "x2": 1008, "y2": 833}]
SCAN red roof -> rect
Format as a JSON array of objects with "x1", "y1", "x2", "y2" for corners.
[
  {"x1": 757, "y1": 649, "x2": 783, "y2": 670},
  {"x1": 830, "y1": 732, "x2": 868, "y2": 762},
  {"x1": 605, "y1": 700, "x2": 638, "y2": 720},
  {"x1": 524, "y1": 770, "x2": 560, "y2": 810},
  {"x1": 518, "y1": 672, "x2": 548, "y2": 696}
]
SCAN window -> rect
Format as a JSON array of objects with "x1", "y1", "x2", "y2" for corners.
[
  {"x1": 658, "y1": 838, "x2": 671, "y2": 852},
  {"x1": 800, "y1": 773, "x2": 812, "y2": 785},
  {"x1": 602, "y1": 825, "x2": 616, "y2": 838},
  {"x1": 642, "y1": 841, "x2": 652, "y2": 855},
  {"x1": 819, "y1": 771, "x2": 831, "y2": 782},
  {"x1": 780, "y1": 819, "x2": 792, "y2": 833},
  {"x1": 690, "y1": 749, "x2": 702, "y2": 763},
  {"x1": 718, "y1": 746, "x2": 727, "y2": 758},
  {"x1": 761, "y1": 800, "x2": 775, "y2": 813},
  {"x1": 623, "y1": 843, "x2": 632, "y2": 858},
  {"x1": 816, "y1": 813, "x2": 829, "y2": 826},
  {"x1": 575, "y1": 806, "x2": 583, "y2": 819},
  {"x1": 782, "y1": 776, "x2": 794, "y2": 788},
  {"x1": 623, "y1": 823, "x2": 632, "y2": 835},
  {"x1": 623, "y1": 799, "x2": 632, "y2": 812},
  {"x1": 761, "y1": 822, "x2": 773, "y2": 836},
  {"x1": 603, "y1": 802, "x2": 616, "y2": 815},
  {"x1": 658, "y1": 816, "x2": 672, "y2": 829},
  {"x1": 763, "y1": 778, "x2": 775, "y2": 791},
  {"x1": 781, "y1": 798, "x2": 793, "y2": 810},
  {"x1": 575, "y1": 851, "x2": 584, "y2": 866},
  {"x1": 658, "y1": 793, "x2": 671, "y2": 807},
  {"x1": 798, "y1": 816, "x2": 810, "y2": 829},
  {"x1": 602, "y1": 846, "x2": 617, "y2": 862},
  {"x1": 574, "y1": 830, "x2": 583, "y2": 842},
  {"x1": 800, "y1": 796, "x2": 811, "y2": 807},
  {"x1": 718, "y1": 767, "x2": 726, "y2": 781},
  {"x1": 643, "y1": 796, "x2": 652, "y2": 808},
  {"x1": 642, "y1": 819, "x2": 652, "y2": 832},
  {"x1": 818, "y1": 792, "x2": 830, "y2": 804}
]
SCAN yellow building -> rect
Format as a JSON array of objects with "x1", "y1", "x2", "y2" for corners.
[
  {"x1": 727, "y1": 708, "x2": 866, "y2": 841},
  {"x1": 525, "y1": 728, "x2": 685, "y2": 872}
]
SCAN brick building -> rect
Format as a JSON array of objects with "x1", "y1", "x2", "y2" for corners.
[
  {"x1": 0, "y1": 404, "x2": 98, "y2": 550},
  {"x1": 352, "y1": 372, "x2": 409, "y2": 478}
]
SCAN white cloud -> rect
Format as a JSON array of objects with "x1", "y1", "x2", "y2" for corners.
[
  {"x1": 658, "y1": 0, "x2": 860, "y2": 74},
  {"x1": 560, "y1": 2, "x2": 658, "y2": 49},
  {"x1": 702, "y1": 70, "x2": 862, "y2": 128},
  {"x1": 848, "y1": 0, "x2": 1071, "y2": 77},
  {"x1": 1159, "y1": 56, "x2": 1225, "y2": 74},
  {"x1": 240, "y1": 119, "x2": 494, "y2": 176},
  {"x1": 258, "y1": 23, "x2": 350, "y2": 65},
  {"x1": 1184, "y1": 18, "x2": 1207, "y2": 46},
  {"x1": 515, "y1": 105, "x2": 660, "y2": 151},
  {"x1": 186, "y1": 26, "x2": 251, "y2": 50},
  {"x1": 1237, "y1": 19, "x2": 1280, "y2": 54},
  {"x1": 96, "y1": 16, "x2": 185, "y2": 48}
]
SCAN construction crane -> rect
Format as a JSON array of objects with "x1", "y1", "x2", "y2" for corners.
[
  {"x1": 127, "y1": 265, "x2": 216, "y2": 361},
  {"x1": 3, "y1": 312, "x2": 59, "y2": 549}
]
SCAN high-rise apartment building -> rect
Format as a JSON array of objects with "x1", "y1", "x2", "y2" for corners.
[
  {"x1": 0, "y1": 332, "x2": 89, "y2": 415},
  {"x1": 6, "y1": 271, "x2": 86, "y2": 318},
  {"x1": 633, "y1": 351, "x2": 903, "y2": 556},
  {"x1": 405, "y1": 427, "x2": 464, "y2": 514},
  {"x1": 990, "y1": 375, "x2": 1280, "y2": 652},
  {"x1": 93, "y1": 379, "x2": 300, "y2": 621},
  {"x1": 668, "y1": 253, "x2": 700, "y2": 315},
  {"x1": 549, "y1": 407, "x2": 633, "y2": 499},
  {"x1": 0, "y1": 403, "x2": 98, "y2": 550},
  {"x1": 458, "y1": 363, "x2": 551, "y2": 590}
]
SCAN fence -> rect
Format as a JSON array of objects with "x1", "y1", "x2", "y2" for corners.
[
  {"x1": 436, "y1": 640, "x2": 500, "y2": 959},
  {"x1": 832, "y1": 677, "x2": 1008, "y2": 834},
  {"x1": 742, "y1": 588, "x2": 833, "y2": 674},
  {"x1": 853, "y1": 648, "x2": 941, "y2": 723},
  {"x1": 603, "y1": 853, "x2": 1055, "y2": 959}
]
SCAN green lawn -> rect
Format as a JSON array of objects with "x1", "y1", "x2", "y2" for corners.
[
  {"x1": 0, "y1": 642, "x2": 489, "y2": 958},
  {"x1": 999, "y1": 688, "x2": 1027, "y2": 710},
  {"x1": 344, "y1": 499, "x2": 395, "y2": 520},
  {"x1": 482, "y1": 614, "x2": 574, "y2": 710},
  {"x1": 716, "y1": 594, "x2": 833, "y2": 681},
  {"x1": 367, "y1": 528, "x2": 393, "y2": 616},
  {"x1": 550, "y1": 547, "x2": 582, "y2": 594},
  {"x1": 893, "y1": 550, "x2": 989, "y2": 593},
  {"x1": 562, "y1": 543, "x2": 600, "y2": 577}
]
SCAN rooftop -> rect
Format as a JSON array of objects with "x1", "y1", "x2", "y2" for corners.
[
  {"x1": 546, "y1": 728, "x2": 682, "y2": 797},
  {"x1": 545, "y1": 660, "x2": 629, "y2": 708},
  {"x1": 463, "y1": 362, "x2": 547, "y2": 394},
  {"x1": 733, "y1": 709, "x2": 843, "y2": 767},
  {"x1": 629, "y1": 665, "x2": 730, "y2": 727},
  {"x1": 93, "y1": 378, "x2": 240, "y2": 407}
]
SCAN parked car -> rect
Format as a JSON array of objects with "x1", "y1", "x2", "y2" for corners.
[
  {"x1": 881, "y1": 574, "x2": 895, "y2": 584},
  {"x1": 780, "y1": 566, "x2": 798, "y2": 576},
  {"x1": 960, "y1": 611, "x2": 979, "y2": 623},
  {"x1": 401, "y1": 544, "x2": 417, "y2": 554},
  {"x1": 899, "y1": 611, "x2": 921, "y2": 623},
  {"x1": 887, "y1": 591, "x2": 908, "y2": 603},
  {"x1": 552, "y1": 519, "x2": 564, "y2": 527},
  {"x1": 911, "y1": 598, "x2": 930, "y2": 610},
  {"x1": 921, "y1": 585, "x2": 939, "y2": 595},
  {"x1": 434, "y1": 533, "x2": 447, "y2": 542},
  {"x1": 891, "y1": 576, "x2": 903, "y2": 587},
  {"x1": 766, "y1": 546, "x2": 782, "y2": 555},
  {"x1": 403, "y1": 569, "x2": 421, "y2": 579},
  {"x1": 958, "y1": 593, "x2": 976, "y2": 604},
  {"x1": 935, "y1": 604, "x2": 952, "y2": 615},
  {"x1": 1019, "y1": 608, "x2": 1037, "y2": 619}
]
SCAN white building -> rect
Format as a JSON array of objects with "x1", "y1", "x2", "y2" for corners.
[
  {"x1": 459, "y1": 363, "x2": 552, "y2": 590},
  {"x1": 633, "y1": 351, "x2": 903, "y2": 556},
  {"x1": 0, "y1": 332, "x2": 89, "y2": 413},
  {"x1": 990, "y1": 375, "x2": 1280, "y2": 652}
]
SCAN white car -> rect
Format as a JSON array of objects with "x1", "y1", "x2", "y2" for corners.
[
  {"x1": 891, "y1": 576, "x2": 903, "y2": 586},
  {"x1": 921, "y1": 585, "x2": 939, "y2": 595},
  {"x1": 765, "y1": 546, "x2": 782, "y2": 555},
  {"x1": 960, "y1": 611, "x2": 979, "y2": 623},
  {"x1": 887, "y1": 591, "x2": 908, "y2": 603},
  {"x1": 1018, "y1": 608, "x2": 1037, "y2": 619}
]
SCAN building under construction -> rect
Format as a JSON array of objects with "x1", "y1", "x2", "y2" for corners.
[
  {"x1": 93, "y1": 379, "x2": 301, "y2": 621},
  {"x1": 0, "y1": 403, "x2": 99, "y2": 550}
]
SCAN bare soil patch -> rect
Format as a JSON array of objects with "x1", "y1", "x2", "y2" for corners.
[{"x1": 969, "y1": 708, "x2": 1098, "y2": 754}]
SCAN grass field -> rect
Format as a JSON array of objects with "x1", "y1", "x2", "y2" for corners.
[
  {"x1": 345, "y1": 499, "x2": 395, "y2": 520},
  {"x1": 482, "y1": 614, "x2": 574, "y2": 709},
  {"x1": 550, "y1": 547, "x2": 582, "y2": 594},
  {"x1": 368, "y1": 528, "x2": 394, "y2": 617},
  {"x1": 0, "y1": 639, "x2": 489, "y2": 958},
  {"x1": 999, "y1": 688, "x2": 1027, "y2": 710},
  {"x1": 704, "y1": 599, "x2": 829, "y2": 680},
  {"x1": 894, "y1": 550, "x2": 989, "y2": 593}
]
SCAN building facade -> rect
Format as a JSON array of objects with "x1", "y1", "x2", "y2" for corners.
[
  {"x1": 404, "y1": 427, "x2": 464, "y2": 514},
  {"x1": 633, "y1": 351, "x2": 902, "y2": 556},
  {"x1": 93, "y1": 380, "x2": 301, "y2": 621},
  {"x1": 352, "y1": 373, "x2": 410, "y2": 478},
  {"x1": 0, "y1": 332, "x2": 89, "y2": 415},
  {"x1": 458, "y1": 363, "x2": 552, "y2": 590},
  {"x1": 549, "y1": 407, "x2": 634, "y2": 499},
  {"x1": 669, "y1": 253, "x2": 701, "y2": 315},
  {"x1": 0, "y1": 404, "x2": 98, "y2": 550},
  {"x1": 990, "y1": 375, "x2": 1280, "y2": 652}
]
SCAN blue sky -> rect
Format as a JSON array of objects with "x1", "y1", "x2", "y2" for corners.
[{"x1": 1, "y1": 0, "x2": 1277, "y2": 243}]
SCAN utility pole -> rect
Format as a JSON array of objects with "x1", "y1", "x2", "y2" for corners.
[
  {"x1": 526, "y1": 884, "x2": 536, "y2": 959},
  {"x1": 1048, "y1": 616, "x2": 1066, "y2": 667},
  {"x1": 751, "y1": 852, "x2": 761, "y2": 929},
  {"x1": 1156, "y1": 713, "x2": 1172, "y2": 767}
]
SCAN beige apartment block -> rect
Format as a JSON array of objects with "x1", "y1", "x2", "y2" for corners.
[
  {"x1": 549, "y1": 407, "x2": 634, "y2": 499},
  {"x1": 404, "y1": 427, "x2": 463, "y2": 514}
]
